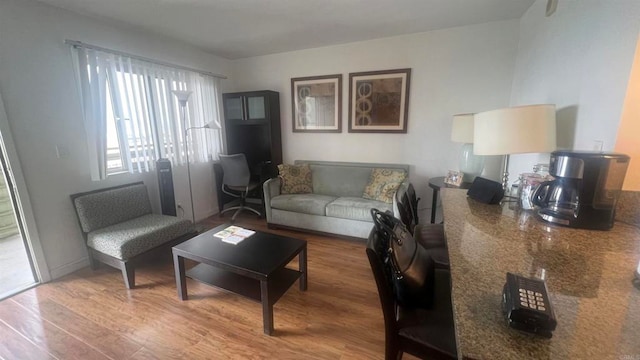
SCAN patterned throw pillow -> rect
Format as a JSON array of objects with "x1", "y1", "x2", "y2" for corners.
[
  {"x1": 278, "y1": 164, "x2": 313, "y2": 194},
  {"x1": 362, "y1": 168, "x2": 407, "y2": 203}
]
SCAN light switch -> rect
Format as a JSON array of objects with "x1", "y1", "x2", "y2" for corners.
[
  {"x1": 55, "y1": 145, "x2": 70, "y2": 159},
  {"x1": 592, "y1": 140, "x2": 603, "y2": 152}
]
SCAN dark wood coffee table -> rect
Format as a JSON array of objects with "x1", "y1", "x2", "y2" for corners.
[{"x1": 171, "y1": 224, "x2": 307, "y2": 335}]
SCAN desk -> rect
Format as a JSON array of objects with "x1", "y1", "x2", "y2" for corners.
[
  {"x1": 428, "y1": 176, "x2": 472, "y2": 223},
  {"x1": 442, "y1": 189, "x2": 640, "y2": 360}
]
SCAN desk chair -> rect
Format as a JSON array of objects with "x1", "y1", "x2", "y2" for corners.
[
  {"x1": 366, "y1": 230, "x2": 457, "y2": 360},
  {"x1": 396, "y1": 184, "x2": 449, "y2": 269},
  {"x1": 406, "y1": 183, "x2": 421, "y2": 225},
  {"x1": 219, "y1": 153, "x2": 261, "y2": 221}
]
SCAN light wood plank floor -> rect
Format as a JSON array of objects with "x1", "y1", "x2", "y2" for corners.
[{"x1": 0, "y1": 213, "x2": 418, "y2": 359}]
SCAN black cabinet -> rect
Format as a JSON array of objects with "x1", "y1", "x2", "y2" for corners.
[
  {"x1": 223, "y1": 90, "x2": 282, "y2": 171},
  {"x1": 217, "y1": 90, "x2": 282, "y2": 213}
]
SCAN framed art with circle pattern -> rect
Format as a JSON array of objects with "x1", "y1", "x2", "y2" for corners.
[
  {"x1": 291, "y1": 74, "x2": 342, "y2": 133},
  {"x1": 348, "y1": 68, "x2": 411, "y2": 133}
]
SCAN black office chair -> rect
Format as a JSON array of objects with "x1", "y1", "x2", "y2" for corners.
[
  {"x1": 366, "y1": 230, "x2": 457, "y2": 360},
  {"x1": 396, "y1": 184, "x2": 449, "y2": 269},
  {"x1": 219, "y1": 153, "x2": 261, "y2": 220},
  {"x1": 406, "y1": 183, "x2": 421, "y2": 226}
]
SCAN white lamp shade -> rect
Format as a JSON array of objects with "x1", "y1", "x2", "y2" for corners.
[
  {"x1": 473, "y1": 104, "x2": 557, "y2": 155},
  {"x1": 451, "y1": 113, "x2": 475, "y2": 143},
  {"x1": 172, "y1": 90, "x2": 192, "y2": 105}
]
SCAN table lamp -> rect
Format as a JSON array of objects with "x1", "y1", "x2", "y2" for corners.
[
  {"x1": 473, "y1": 104, "x2": 556, "y2": 191},
  {"x1": 451, "y1": 113, "x2": 484, "y2": 182}
]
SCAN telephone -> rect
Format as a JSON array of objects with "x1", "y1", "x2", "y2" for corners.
[{"x1": 502, "y1": 272, "x2": 557, "y2": 338}]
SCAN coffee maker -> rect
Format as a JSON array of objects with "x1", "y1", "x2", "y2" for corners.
[{"x1": 531, "y1": 150, "x2": 630, "y2": 230}]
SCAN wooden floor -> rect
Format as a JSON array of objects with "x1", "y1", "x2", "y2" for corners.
[{"x1": 0, "y1": 213, "x2": 416, "y2": 360}]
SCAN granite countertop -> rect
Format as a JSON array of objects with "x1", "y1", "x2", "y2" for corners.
[{"x1": 442, "y1": 189, "x2": 640, "y2": 360}]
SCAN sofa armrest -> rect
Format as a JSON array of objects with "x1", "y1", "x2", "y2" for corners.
[{"x1": 263, "y1": 177, "x2": 281, "y2": 222}]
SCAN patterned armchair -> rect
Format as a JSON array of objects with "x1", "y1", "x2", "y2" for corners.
[{"x1": 71, "y1": 182, "x2": 196, "y2": 288}]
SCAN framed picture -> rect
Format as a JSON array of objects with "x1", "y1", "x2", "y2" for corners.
[
  {"x1": 291, "y1": 74, "x2": 342, "y2": 132},
  {"x1": 348, "y1": 68, "x2": 411, "y2": 133},
  {"x1": 444, "y1": 170, "x2": 464, "y2": 187}
]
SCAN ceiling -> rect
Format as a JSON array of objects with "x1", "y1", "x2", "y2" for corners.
[{"x1": 36, "y1": 0, "x2": 535, "y2": 59}]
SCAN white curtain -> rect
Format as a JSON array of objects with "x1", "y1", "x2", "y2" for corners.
[
  {"x1": 188, "y1": 75, "x2": 223, "y2": 162},
  {"x1": 74, "y1": 47, "x2": 109, "y2": 180},
  {"x1": 73, "y1": 46, "x2": 223, "y2": 179}
]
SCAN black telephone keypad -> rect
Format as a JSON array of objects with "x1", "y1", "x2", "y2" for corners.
[
  {"x1": 504, "y1": 272, "x2": 557, "y2": 337},
  {"x1": 518, "y1": 286, "x2": 547, "y2": 311}
]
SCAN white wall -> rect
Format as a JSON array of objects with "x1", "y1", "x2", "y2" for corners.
[
  {"x1": 508, "y1": 0, "x2": 640, "y2": 179},
  {"x1": 0, "y1": 0, "x2": 232, "y2": 279},
  {"x1": 231, "y1": 20, "x2": 521, "y2": 216}
]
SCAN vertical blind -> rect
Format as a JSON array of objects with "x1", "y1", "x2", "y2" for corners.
[{"x1": 72, "y1": 46, "x2": 223, "y2": 180}]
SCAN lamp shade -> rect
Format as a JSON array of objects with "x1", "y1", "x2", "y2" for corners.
[
  {"x1": 172, "y1": 90, "x2": 192, "y2": 106},
  {"x1": 451, "y1": 113, "x2": 475, "y2": 143},
  {"x1": 473, "y1": 104, "x2": 557, "y2": 155}
]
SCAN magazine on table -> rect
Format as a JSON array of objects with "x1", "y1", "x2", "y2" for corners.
[{"x1": 213, "y1": 225, "x2": 255, "y2": 245}]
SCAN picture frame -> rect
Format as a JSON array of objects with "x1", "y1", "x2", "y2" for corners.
[
  {"x1": 291, "y1": 74, "x2": 342, "y2": 132},
  {"x1": 348, "y1": 68, "x2": 411, "y2": 133},
  {"x1": 444, "y1": 170, "x2": 464, "y2": 187}
]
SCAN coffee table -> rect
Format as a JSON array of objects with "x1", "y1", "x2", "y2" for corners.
[{"x1": 171, "y1": 224, "x2": 307, "y2": 335}]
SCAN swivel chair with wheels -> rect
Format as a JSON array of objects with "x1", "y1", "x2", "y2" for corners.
[{"x1": 219, "y1": 153, "x2": 261, "y2": 221}]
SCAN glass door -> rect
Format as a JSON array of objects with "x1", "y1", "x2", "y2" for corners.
[
  {"x1": 0, "y1": 94, "x2": 45, "y2": 300},
  {"x1": 224, "y1": 95, "x2": 244, "y2": 122},
  {"x1": 245, "y1": 95, "x2": 266, "y2": 121},
  {"x1": 0, "y1": 149, "x2": 37, "y2": 299}
]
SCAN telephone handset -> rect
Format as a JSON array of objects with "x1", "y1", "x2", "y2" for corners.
[{"x1": 502, "y1": 272, "x2": 557, "y2": 338}]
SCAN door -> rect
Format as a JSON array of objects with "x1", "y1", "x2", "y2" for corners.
[
  {"x1": 223, "y1": 94, "x2": 244, "y2": 122},
  {"x1": 244, "y1": 94, "x2": 267, "y2": 121},
  {"x1": 0, "y1": 92, "x2": 48, "y2": 300},
  {"x1": 0, "y1": 152, "x2": 37, "y2": 298}
]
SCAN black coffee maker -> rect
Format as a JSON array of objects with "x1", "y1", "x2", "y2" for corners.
[{"x1": 531, "y1": 150, "x2": 630, "y2": 230}]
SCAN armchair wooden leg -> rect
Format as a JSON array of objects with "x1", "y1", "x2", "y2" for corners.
[{"x1": 121, "y1": 262, "x2": 135, "y2": 289}]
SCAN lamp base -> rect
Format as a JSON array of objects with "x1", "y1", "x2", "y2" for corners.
[
  {"x1": 459, "y1": 143, "x2": 484, "y2": 183},
  {"x1": 500, "y1": 154, "x2": 512, "y2": 190}
]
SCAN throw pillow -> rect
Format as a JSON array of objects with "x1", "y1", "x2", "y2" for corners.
[
  {"x1": 362, "y1": 168, "x2": 407, "y2": 203},
  {"x1": 278, "y1": 164, "x2": 313, "y2": 194}
]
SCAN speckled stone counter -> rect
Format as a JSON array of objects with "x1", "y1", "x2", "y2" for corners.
[{"x1": 442, "y1": 189, "x2": 640, "y2": 360}]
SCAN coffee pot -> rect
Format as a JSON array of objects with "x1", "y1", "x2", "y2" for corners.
[
  {"x1": 532, "y1": 177, "x2": 580, "y2": 218},
  {"x1": 531, "y1": 151, "x2": 629, "y2": 230}
]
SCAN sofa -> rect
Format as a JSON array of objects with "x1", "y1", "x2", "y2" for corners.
[
  {"x1": 71, "y1": 182, "x2": 197, "y2": 289},
  {"x1": 263, "y1": 160, "x2": 410, "y2": 239}
]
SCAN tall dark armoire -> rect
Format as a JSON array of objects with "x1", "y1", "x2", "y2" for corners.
[{"x1": 216, "y1": 90, "x2": 282, "y2": 212}]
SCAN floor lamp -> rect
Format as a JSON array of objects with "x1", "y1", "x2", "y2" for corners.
[
  {"x1": 172, "y1": 90, "x2": 220, "y2": 225},
  {"x1": 473, "y1": 104, "x2": 557, "y2": 191},
  {"x1": 172, "y1": 90, "x2": 196, "y2": 225}
]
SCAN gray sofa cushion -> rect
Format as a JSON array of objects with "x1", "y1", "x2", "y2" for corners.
[
  {"x1": 87, "y1": 214, "x2": 193, "y2": 260},
  {"x1": 308, "y1": 164, "x2": 373, "y2": 197},
  {"x1": 326, "y1": 197, "x2": 392, "y2": 221},
  {"x1": 271, "y1": 194, "x2": 337, "y2": 216},
  {"x1": 73, "y1": 183, "x2": 152, "y2": 233}
]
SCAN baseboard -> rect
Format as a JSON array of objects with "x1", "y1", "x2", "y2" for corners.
[{"x1": 48, "y1": 257, "x2": 90, "y2": 280}]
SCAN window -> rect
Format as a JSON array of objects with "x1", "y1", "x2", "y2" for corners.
[{"x1": 73, "y1": 47, "x2": 223, "y2": 180}]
